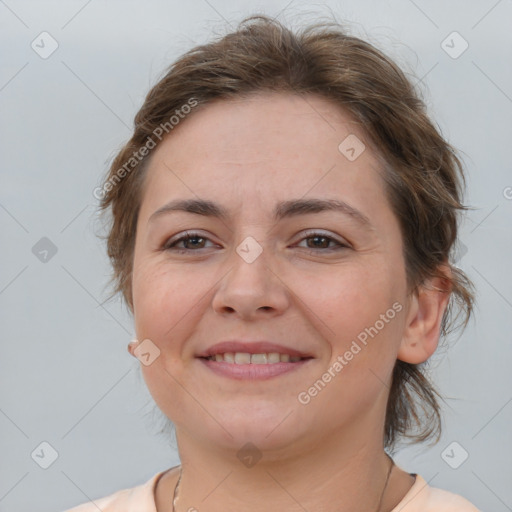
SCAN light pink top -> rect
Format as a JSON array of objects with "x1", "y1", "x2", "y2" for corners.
[{"x1": 62, "y1": 468, "x2": 481, "y2": 511}]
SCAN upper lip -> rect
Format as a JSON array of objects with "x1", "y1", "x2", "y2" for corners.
[{"x1": 196, "y1": 341, "x2": 314, "y2": 359}]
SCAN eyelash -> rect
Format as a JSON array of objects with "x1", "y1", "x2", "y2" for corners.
[{"x1": 163, "y1": 230, "x2": 349, "y2": 254}]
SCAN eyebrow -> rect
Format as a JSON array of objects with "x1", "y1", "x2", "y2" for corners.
[{"x1": 148, "y1": 198, "x2": 374, "y2": 229}]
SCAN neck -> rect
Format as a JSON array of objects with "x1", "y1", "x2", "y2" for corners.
[{"x1": 172, "y1": 427, "x2": 394, "y2": 512}]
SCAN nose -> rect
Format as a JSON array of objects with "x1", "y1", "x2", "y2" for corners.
[{"x1": 211, "y1": 241, "x2": 290, "y2": 320}]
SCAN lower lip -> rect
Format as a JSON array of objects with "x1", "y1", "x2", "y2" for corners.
[{"x1": 198, "y1": 358, "x2": 312, "y2": 380}]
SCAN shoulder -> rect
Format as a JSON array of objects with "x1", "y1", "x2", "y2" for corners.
[
  {"x1": 392, "y1": 474, "x2": 481, "y2": 512},
  {"x1": 61, "y1": 470, "x2": 167, "y2": 512}
]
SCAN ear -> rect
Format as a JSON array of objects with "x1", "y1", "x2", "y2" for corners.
[{"x1": 397, "y1": 265, "x2": 452, "y2": 364}]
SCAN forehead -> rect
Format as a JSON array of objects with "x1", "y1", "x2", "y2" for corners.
[
  {"x1": 138, "y1": 92, "x2": 388, "y2": 223},
  {"x1": 151, "y1": 92, "x2": 370, "y2": 166}
]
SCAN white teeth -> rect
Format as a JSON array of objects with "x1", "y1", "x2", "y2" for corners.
[
  {"x1": 234, "y1": 352, "x2": 251, "y2": 364},
  {"x1": 251, "y1": 353, "x2": 267, "y2": 364},
  {"x1": 268, "y1": 352, "x2": 280, "y2": 363},
  {"x1": 207, "y1": 352, "x2": 304, "y2": 364}
]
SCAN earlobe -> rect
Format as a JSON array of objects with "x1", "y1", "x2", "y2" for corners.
[
  {"x1": 398, "y1": 268, "x2": 452, "y2": 365},
  {"x1": 127, "y1": 339, "x2": 139, "y2": 357}
]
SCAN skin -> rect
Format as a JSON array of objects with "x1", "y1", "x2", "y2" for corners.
[{"x1": 127, "y1": 92, "x2": 451, "y2": 512}]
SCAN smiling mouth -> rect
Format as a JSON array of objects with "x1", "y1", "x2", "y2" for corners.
[
  {"x1": 202, "y1": 352, "x2": 309, "y2": 364},
  {"x1": 198, "y1": 352, "x2": 313, "y2": 380}
]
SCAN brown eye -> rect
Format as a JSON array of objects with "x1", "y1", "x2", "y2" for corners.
[{"x1": 306, "y1": 235, "x2": 331, "y2": 249}]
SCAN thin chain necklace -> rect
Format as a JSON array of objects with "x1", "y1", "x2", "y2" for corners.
[{"x1": 171, "y1": 454, "x2": 395, "y2": 512}]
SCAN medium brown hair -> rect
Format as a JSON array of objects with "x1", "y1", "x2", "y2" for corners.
[{"x1": 99, "y1": 14, "x2": 474, "y2": 450}]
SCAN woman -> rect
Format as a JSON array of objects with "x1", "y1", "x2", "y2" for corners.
[{"x1": 66, "y1": 14, "x2": 479, "y2": 512}]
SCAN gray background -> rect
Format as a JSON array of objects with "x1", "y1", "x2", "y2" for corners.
[{"x1": 1, "y1": 1, "x2": 511, "y2": 511}]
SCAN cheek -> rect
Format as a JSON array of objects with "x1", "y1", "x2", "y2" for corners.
[
  {"x1": 131, "y1": 262, "x2": 201, "y2": 417},
  {"x1": 296, "y1": 269, "x2": 404, "y2": 421},
  {"x1": 302, "y1": 262, "x2": 400, "y2": 331},
  {"x1": 132, "y1": 260, "x2": 200, "y2": 343},
  {"x1": 307, "y1": 262, "x2": 405, "y2": 379}
]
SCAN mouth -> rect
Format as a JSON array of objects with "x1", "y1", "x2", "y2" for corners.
[
  {"x1": 202, "y1": 352, "x2": 305, "y2": 363},
  {"x1": 196, "y1": 341, "x2": 314, "y2": 380}
]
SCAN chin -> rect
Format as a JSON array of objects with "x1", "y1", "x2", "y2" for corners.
[{"x1": 196, "y1": 405, "x2": 311, "y2": 454}]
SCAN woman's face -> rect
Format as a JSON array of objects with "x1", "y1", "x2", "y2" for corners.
[{"x1": 131, "y1": 92, "x2": 411, "y2": 453}]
